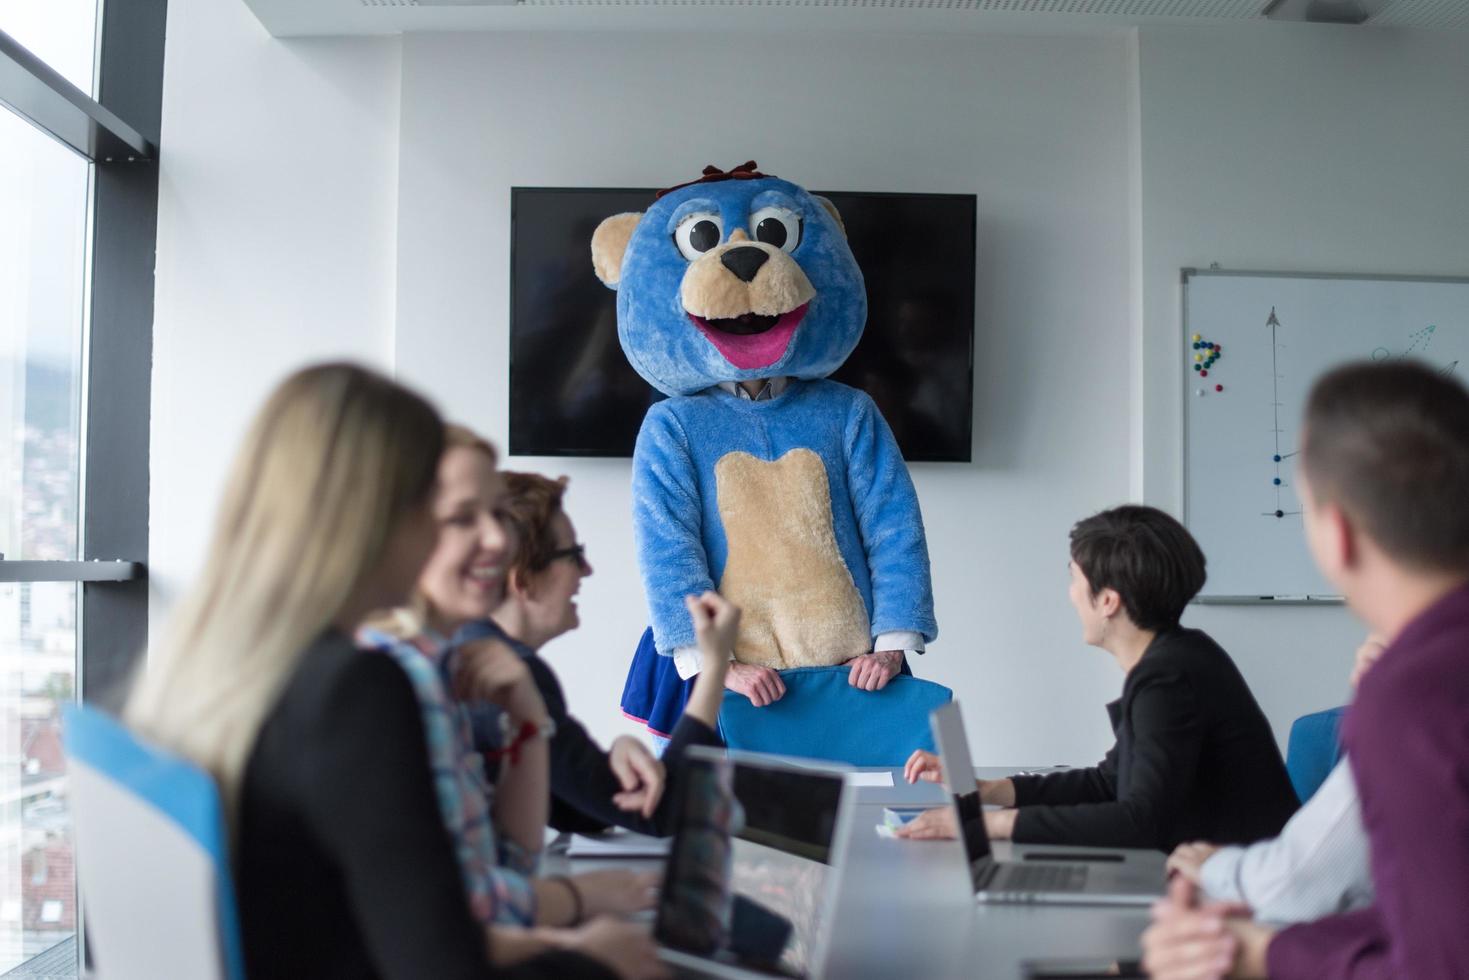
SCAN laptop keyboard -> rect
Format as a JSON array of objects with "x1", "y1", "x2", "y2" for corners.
[{"x1": 996, "y1": 862, "x2": 1090, "y2": 893}]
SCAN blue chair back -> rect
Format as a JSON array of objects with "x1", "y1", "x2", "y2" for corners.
[
  {"x1": 62, "y1": 703, "x2": 246, "y2": 980},
  {"x1": 717, "y1": 665, "x2": 952, "y2": 767},
  {"x1": 1285, "y1": 705, "x2": 1347, "y2": 804}
]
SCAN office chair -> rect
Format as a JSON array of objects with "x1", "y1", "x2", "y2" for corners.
[
  {"x1": 63, "y1": 703, "x2": 245, "y2": 980},
  {"x1": 1284, "y1": 705, "x2": 1346, "y2": 804}
]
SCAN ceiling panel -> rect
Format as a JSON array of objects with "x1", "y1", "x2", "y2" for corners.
[{"x1": 250, "y1": 0, "x2": 1469, "y2": 37}]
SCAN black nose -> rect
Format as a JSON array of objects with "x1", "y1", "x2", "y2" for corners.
[{"x1": 720, "y1": 246, "x2": 769, "y2": 284}]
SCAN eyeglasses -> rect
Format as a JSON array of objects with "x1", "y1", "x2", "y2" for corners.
[{"x1": 541, "y1": 542, "x2": 589, "y2": 572}]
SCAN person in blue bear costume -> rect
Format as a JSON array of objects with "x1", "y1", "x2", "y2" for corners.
[{"x1": 590, "y1": 161, "x2": 938, "y2": 740}]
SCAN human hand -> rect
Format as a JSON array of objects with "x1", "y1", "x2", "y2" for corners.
[
  {"x1": 892, "y1": 806, "x2": 958, "y2": 840},
  {"x1": 685, "y1": 591, "x2": 741, "y2": 678},
  {"x1": 563, "y1": 917, "x2": 669, "y2": 980},
  {"x1": 1142, "y1": 876, "x2": 1268, "y2": 980},
  {"x1": 1166, "y1": 841, "x2": 1222, "y2": 885},
  {"x1": 847, "y1": 649, "x2": 903, "y2": 691},
  {"x1": 724, "y1": 661, "x2": 786, "y2": 707},
  {"x1": 903, "y1": 749, "x2": 945, "y2": 785},
  {"x1": 453, "y1": 639, "x2": 548, "y2": 727},
  {"x1": 1348, "y1": 634, "x2": 1387, "y2": 690},
  {"x1": 608, "y1": 736, "x2": 665, "y2": 819},
  {"x1": 572, "y1": 869, "x2": 661, "y2": 918}
]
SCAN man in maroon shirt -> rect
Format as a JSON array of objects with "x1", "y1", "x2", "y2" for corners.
[{"x1": 1142, "y1": 360, "x2": 1469, "y2": 980}]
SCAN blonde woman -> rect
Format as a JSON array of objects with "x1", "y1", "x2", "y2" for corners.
[
  {"x1": 125, "y1": 364, "x2": 655, "y2": 980},
  {"x1": 359, "y1": 427, "x2": 691, "y2": 943}
]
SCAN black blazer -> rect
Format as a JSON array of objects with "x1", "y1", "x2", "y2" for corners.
[
  {"x1": 467, "y1": 624, "x2": 722, "y2": 837},
  {"x1": 964, "y1": 626, "x2": 1298, "y2": 852},
  {"x1": 237, "y1": 632, "x2": 614, "y2": 980}
]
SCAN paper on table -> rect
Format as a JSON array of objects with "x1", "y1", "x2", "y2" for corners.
[
  {"x1": 566, "y1": 830, "x2": 670, "y2": 858},
  {"x1": 845, "y1": 771, "x2": 895, "y2": 788}
]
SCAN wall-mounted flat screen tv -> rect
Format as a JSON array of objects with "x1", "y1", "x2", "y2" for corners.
[{"x1": 509, "y1": 187, "x2": 975, "y2": 462}]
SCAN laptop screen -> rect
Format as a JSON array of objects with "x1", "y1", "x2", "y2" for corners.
[
  {"x1": 655, "y1": 750, "x2": 848, "y2": 978},
  {"x1": 930, "y1": 701, "x2": 996, "y2": 868}
]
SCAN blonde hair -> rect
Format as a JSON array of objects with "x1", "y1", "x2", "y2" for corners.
[
  {"x1": 363, "y1": 423, "x2": 498, "y2": 641},
  {"x1": 125, "y1": 363, "x2": 444, "y2": 816}
]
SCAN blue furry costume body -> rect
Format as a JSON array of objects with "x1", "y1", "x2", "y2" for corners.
[{"x1": 590, "y1": 163, "x2": 937, "y2": 735}]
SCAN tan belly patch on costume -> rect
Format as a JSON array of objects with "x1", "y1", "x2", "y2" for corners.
[{"x1": 715, "y1": 449, "x2": 871, "y2": 669}]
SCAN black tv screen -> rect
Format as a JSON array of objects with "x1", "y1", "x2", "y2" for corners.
[{"x1": 509, "y1": 187, "x2": 975, "y2": 462}]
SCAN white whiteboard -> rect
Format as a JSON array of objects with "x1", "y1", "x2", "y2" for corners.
[{"x1": 1183, "y1": 270, "x2": 1469, "y2": 600}]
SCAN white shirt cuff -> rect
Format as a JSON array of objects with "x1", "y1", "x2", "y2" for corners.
[
  {"x1": 1199, "y1": 847, "x2": 1247, "y2": 904},
  {"x1": 874, "y1": 630, "x2": 925, "y2": 654},
  {"x1": 673, "y1": 645, "x2": 703, "y2": 680}
]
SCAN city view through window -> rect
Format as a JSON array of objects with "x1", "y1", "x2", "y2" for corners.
[{"x1": 1, "y1": 2, "x2": 97, "y2": 972}]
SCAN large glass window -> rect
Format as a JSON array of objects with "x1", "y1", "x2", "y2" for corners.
[
  {"x1": 1, "y1": 106, "x2": 89, "y2": 564},
  {"x1": 2, "y1": 1, "x2": 158, "y2": 974},
  {"x1": 1, "y1": 582, "x2": 78, "y2": 971},
  {"x1": 0, "y1": 0, "x2": 97, "y2": 96},
  {"x1": 0, "y1": 57, "x2": 91, "y2": 978}
]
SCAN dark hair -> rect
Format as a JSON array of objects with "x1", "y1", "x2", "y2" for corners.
[
  {"x1": 1069, "y1": 505, "x2": 1207, "y2": 632},
  {"x1": 500, "y1": 471, "x2": 571, "y2": 584},
  {"x1": 1302, "y1": 360, "x2": 1469, "y2": 572}
]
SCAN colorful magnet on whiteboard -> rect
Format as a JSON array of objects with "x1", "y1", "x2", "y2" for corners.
[
  {"x1": 1216, "y1": 384, "x2": 1223, "y2": 392},
  {"x1": 1275, "y1": 510, "x2": 1285, "y2": 518},
  {"x1": 1273, "y1": 477, "x2": 1281, "y2": 485},
  {"x1": 1195, "y1": 353, "x2": 1203, "y2": 362},
  {"x1": 1193, "y1": 364, "x2": 1201, "y2": 372},
  {"x1": 1192, "y1": 334, "x2": 1201, "y2": 342},
  {"x1": 1273, "y1": 454, "x2": 1281, "y2": 462}
]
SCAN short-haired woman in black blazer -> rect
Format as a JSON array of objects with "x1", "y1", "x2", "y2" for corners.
[{"x1": 898, "y1": 505, "x2": 1298, "y2": 852}]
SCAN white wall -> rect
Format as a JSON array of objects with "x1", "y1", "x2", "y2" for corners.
[
  {"x1": 394, "y1": 30, "x2": 1137, "y2": 765},
  {"x1": 149, "y1": 12, "x2": 1469, "y2": 766},
  {"x1": 151, "y1": 0, "x2": 403, "y2": 605},
  {"x1": 1136, "y1": 23, "x2": 1469, "y2": 747}
]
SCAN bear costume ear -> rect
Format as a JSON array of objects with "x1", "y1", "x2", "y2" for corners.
[
  {"x1": 591, "y1": 212, "x2": 643, "y2": 289},
  {"x1": 812, "y1": 196, "x2": 845, "y2": 237}
]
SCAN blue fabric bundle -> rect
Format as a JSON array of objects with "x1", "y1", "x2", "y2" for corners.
[{"x1": 717, "y1": 665, "x2": 952, "y2": 767}]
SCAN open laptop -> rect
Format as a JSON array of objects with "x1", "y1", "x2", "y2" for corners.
[
  {"x1": 931, "y1": 701, "x2": 1164, "y2": 906},
  {"x1": 654, "y1": 747, "x2": 855, "y2": 978}
]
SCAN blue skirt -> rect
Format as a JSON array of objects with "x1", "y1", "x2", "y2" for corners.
[{"x1": 620, "y1": 627, "x2": 692, "y2": 738}]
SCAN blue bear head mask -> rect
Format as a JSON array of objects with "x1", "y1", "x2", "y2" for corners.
[{"x1": 591, "y1": 163, "x2": 867, "y2": 397}]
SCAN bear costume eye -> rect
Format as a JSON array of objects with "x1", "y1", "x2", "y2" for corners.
[
  {"x1": 673, "y1": 212, "x2": 724, "y2": 261},
  {"x1": 750, "y1": 207, "x2": 802, "y2": 252}
]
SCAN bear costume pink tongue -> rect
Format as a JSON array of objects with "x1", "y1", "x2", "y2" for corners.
[{"x1": 688, "y1": 303, "x2": 809, "y2": 371}]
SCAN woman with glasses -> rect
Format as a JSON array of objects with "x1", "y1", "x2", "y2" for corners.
[{"x1": 459, "y1": 471, "x2": 731, "y2": 837}]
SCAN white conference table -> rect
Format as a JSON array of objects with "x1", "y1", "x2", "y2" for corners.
[{"x1": 558, "y1": 766, "x2": 1164, "y2": 980}]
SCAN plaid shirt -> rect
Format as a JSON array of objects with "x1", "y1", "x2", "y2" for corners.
[{"x1": 358, "y1": 626, "x2": 538, "y2": 926}]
